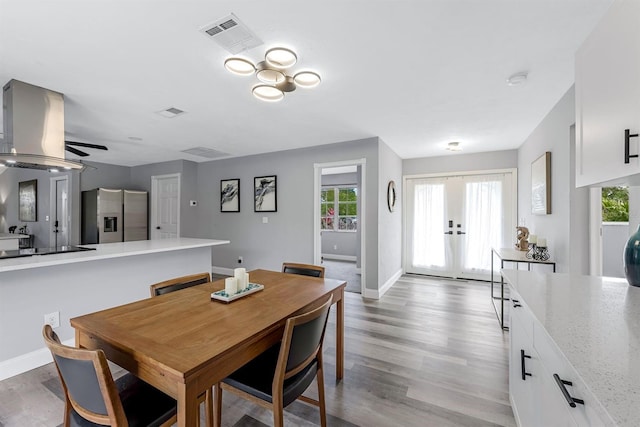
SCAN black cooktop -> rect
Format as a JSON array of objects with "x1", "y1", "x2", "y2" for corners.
[{"x1": 0, "y1": 245, "x2": 96, "y2": 260}]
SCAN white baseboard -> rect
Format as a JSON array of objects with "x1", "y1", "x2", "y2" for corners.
[
  {"x1": 321, "y1": 254, "x2": 357, "y2": 262},
  {"x1": 211, "y1": 265, "x2": 234, "y2": 276},
  {"x1": 362, "y1": 268, "x2": 402, "y2": 300},
  {"x1": 0, "y1": 338, "x2": 74, "y2": 381}
]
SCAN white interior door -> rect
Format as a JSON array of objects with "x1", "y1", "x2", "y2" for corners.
[
  {"x1": 50, "y1": 176, "x2": 69, "y2": 247},
  {"x1": 405, "y1": 171, "x2": 515, "y2": 280},
  {"x1": 151, "y1": 174, "x2": 180, "y2": 239}
]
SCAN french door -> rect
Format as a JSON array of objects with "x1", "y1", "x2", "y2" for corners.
[{"x1": 405, "y1": 171, "x2": 516, "y2": 280}]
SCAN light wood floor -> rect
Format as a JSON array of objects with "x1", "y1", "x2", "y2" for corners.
[{"x1": 0, "y1": 275, "x2": 515, "y2": 427}]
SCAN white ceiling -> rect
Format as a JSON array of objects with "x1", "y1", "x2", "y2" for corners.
[{"x1": 0, "y1": 0, "x2": 613, "y2": 167}]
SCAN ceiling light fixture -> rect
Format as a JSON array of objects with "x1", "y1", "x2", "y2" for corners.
[
  {"x1": 225, "y1": 46, "x2": 321, "y2": 102},
  {"x1": 446, "y1": 142, "x2": 462, "y2": 151},
  {"x1": 507, "y1": 72, "x2": 528, "y2": 86}
]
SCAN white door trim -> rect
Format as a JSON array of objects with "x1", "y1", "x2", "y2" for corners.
[
  {"x1": 314, "y1": 158, "x2": 366, "y2": 294},
  {"x1": 151, "y1": 173, "x2": 181, "y2": 240},
  {"x1": 589, "y1": 187, "x2": 603, "y2": 276}
]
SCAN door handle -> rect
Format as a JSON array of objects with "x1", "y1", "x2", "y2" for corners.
[
  {"x1": 444, "y1": 231, "x2": 453, "y2": 235},
  {"x1": 156, "y1": 226, "x2": 161, "y2": 230},
  {"x1": 457, "y1": 231, "x2": 466, "y2": 235}
]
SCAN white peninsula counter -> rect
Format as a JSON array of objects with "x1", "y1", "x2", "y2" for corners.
[
  {"x1": 503, "y1": 269, "x2": 639, "y2": 427},
  {"x1": 0, "y1": 238, "x2": 229, "y2": 380}
]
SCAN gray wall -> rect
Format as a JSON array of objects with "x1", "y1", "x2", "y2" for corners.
[
  {"x1": 0, "y1": 168, "x2": 79, "y2": 247},
  {"x1": 378, "y1": 139, "x2": 403, "y2": 286},
  {"x1": 517, "y1": 86, "x2": 589, "y2": 273},
  {"x1": 130, "y1": 160, "x2": 199, "y2": 238},
  {"x1": 197, "y1": 137, "x2": 381, "y2": 290},
  {"x1": 321, "y1": 172, "x2": 358, "y2": 257},
  {"x1": 403, "y1": 150, "x2": 518, "y2": 176},
  {"x1": 80, "y1": 161, "x2": 133, "y2": 191}
]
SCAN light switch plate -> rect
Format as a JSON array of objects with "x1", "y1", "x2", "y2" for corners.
[{"x1": 262, "y1": 217, "x2": 268, "y2": 224}]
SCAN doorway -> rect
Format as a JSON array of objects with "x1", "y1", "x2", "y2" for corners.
[
  {"x1": 150, "y1": 173, "x2": 180, "y2": 239},
  {"x1": 404, "y1": 170, "x2": 516, "y2": 280},
  {"x1": 49, "y1": 175, "x2": 69, "y2": 248},
  {"x1": 314, "y1": 159, "x2": 366, "y2": 294}
]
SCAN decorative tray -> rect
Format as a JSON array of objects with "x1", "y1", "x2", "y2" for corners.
[{"x1": 211, "y1": 283, "x2": 264, "y2": 303}]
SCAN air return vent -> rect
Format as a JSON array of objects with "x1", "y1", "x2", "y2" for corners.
[
  {"x1": 181, "y1": 147, "x2": 230, "y2": 159},
  {"x1": 156, "y1": 107, "x2": 185, "y2": 118},
  {"x1": 200, "y1": 13, "x2": 263, "y2": 54}
]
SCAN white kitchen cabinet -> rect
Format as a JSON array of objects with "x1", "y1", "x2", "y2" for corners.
[
  {"x1": 575, "y1": 0, "x2": 640, "y2": 187},
  {"x1": 509, "y1": 293, "x2": 579, "y2": 426}
]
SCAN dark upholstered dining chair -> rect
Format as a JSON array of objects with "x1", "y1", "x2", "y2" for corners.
[
  {"x1": 282, "y1": 262, "x2": 325, "y2": 278},
  {"x1": 42, "y1": 324, "x2": 177, "y2": 427},
  {"x1": 149, "y1": 272, "x2": 214, "y2": 427},
  {"x1": 149, "y1": 272, "x2": 211, "y2": 297},
  {"x1": 214, "y1": 295, "x2": 333, "y2": 427}
]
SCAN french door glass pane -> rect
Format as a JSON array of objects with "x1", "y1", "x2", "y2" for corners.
[
  {"x1": 412, "y1": 182, "x2": 446, "y2": 269},
  {"x1": 462, "y1": 178, "x2": 503, "y2": 273}
]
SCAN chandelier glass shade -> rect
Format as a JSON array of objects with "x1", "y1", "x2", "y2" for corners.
[{"x1": 225, "y1": 46, "x2": 320, "y2": 102}]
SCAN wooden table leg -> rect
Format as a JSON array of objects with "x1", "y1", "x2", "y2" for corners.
[
  {"x1": 336, "y1": 288, "x2": 344, "y2": 380},
  {"x1": 177, "y1": 382, "x2": 199, "y2": 427}
]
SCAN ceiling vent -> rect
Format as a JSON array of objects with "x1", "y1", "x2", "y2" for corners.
[
  {"x1": 181, "y1": 147, "x2": 230, "y2": 159},
  {"x1": 156, "y1": 107, "x2": 185, "y2": 118},
  {"x1": 200, "y1": 13, "x2": 263, "y2": 54}
]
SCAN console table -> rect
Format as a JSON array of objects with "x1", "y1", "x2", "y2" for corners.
[{"x1": 490, "y1": 247, "x2": 556, "y2": 330}]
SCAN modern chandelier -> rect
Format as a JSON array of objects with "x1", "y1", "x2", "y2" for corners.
[{"x1": 224, "y1": 47, "x2": 321, "y2": 102}]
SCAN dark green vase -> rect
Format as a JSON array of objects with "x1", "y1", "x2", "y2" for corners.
[{"x1": 624, "y1": 225, "x2": 640, "y2": 287}]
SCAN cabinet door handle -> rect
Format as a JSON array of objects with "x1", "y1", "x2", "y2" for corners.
[
  {"x1": 456, "y1": 230, "x2": 466, "y2": 235},
  {"x1": 553, "y1": 374, "x2": 585, "y2": 407},
  {"x1": 444, "y1": 231, "x2": 453, "y2": 235},
  {"x1": 624, "y1": 129, "x2": 639, "y2": 164},
  {"x1": 520, "y1": 349, "x2": 532, "y2": 381}
]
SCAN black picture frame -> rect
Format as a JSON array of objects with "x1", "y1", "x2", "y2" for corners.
[
  {"x1": 254, "y1": 175, "x2": 277, "y2": 212},
  {"x1": 220, "y1": 179, "x2": 240, "y2": 212},
  {"x1": 19, "y1": 179, "x2": 38, "y2": 222}
]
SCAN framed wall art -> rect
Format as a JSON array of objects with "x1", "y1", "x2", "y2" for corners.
[
  {"x1": 19, "y1": 179, "x2": 38, "y2": 222},
  {"x1": 220, "y1": 179, "x2": 240, "y2": 212},
  {"x1": 254, "y1": 175, "x2": 277, "y2": 212},
  {"x1": 531, "y1": 151, "x2": 551, "y2": 215}
]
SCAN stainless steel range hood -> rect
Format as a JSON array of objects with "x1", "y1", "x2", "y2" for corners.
[{"x1": 0, "y1": 79, "x2": 85, "y2": 171}]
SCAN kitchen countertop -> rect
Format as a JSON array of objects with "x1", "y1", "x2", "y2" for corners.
[
  {"x1": 502, "y1": 269, "x2": 640, "y2": 427},
  {"x1": 0, "y1": 238, "x2": 230, "y2": 273},
  {"x1": 0, "y1": 233, "x2": 29, "y2": 240}
]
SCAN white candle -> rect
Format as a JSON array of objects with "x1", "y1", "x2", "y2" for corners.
[
  {"x1": 234, "y1": 268, "x2": 246, "y2": 291},
  {"x1": 225, "y1": 277, "x2": 237, "y2": 295},
  {"x1": 245, "y1": 272, "x2": 250, "y2": 288},
  {"x1": 538, "y1": 237, "x2": 547, "y2": 247},
  {"x1": 529, "y1": 234, "x2": 537, "y2": 244}
]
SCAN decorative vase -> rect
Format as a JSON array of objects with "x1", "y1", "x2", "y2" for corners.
[{"x1": 623, "y1": 225, "x2": 640, "y2": 287}]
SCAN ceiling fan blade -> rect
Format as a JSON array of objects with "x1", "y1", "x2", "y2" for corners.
[
  {"x1": 65, "y1": 146, "x2": 90, "y2": 157},
  {"x1": 65, "y1": 141, "x2": 108, "y2": 151}
]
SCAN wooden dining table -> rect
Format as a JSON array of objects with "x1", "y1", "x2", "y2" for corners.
[{"x1": 70, "y1": 269, "x2": 345, "y2": 427}]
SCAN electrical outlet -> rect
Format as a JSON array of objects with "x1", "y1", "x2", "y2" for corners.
[
  {"x1": 238, "y1": 256, "x2": 243, "y2": 264},
  {"x1": 333, "y1": 245, "x2": 338, "y2": 250},
  {"x1": 44, "y1": 311, "x2": 60, "y2": 328},
  {"x1": 262, "y1": 217, "x2": 268, "y2": 224}
]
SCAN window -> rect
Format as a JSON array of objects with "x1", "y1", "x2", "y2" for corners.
[{"x1": 321, "y1": 186, "x2": 357, "y2": 231}]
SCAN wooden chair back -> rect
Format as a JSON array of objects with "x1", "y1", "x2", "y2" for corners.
[
  {"x1": 281, "y1": 262, "x2": 325, "y2": 278},
  {"x1": 150, "y1": 272, "x2": 211, "y2": 297},
  {"x1": 42, "y1": 324, "x2": 127, "y2": 425}
]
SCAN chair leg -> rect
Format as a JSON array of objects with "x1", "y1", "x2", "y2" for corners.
[
  {"x1": 213, "y1": 384, "x2": 222, "y2": 427},
  {"x1": 205, "y1": 389, "x2": 214, "y2": 427},
  {"x1": 316, "y1": 364, "x2": 327, "y2": 427},
  {"x1": 272, "y1": 403, "x2": 285, "y2": 427}
]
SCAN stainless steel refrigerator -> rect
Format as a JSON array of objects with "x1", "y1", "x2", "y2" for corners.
[{"x1": 81, "y1": 189, "x2": 148, "y2": 244}]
